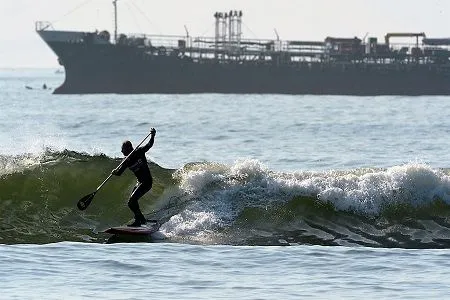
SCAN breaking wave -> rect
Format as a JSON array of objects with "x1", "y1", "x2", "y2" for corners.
[{"x1": 2, "y1": 150, "x2": 450, "y2": 248}]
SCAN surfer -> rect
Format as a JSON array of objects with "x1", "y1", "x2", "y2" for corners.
[{"x1": 112, "y1": 128, "x2": 156, "y2": 227}]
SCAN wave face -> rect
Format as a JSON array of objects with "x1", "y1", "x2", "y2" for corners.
[
  {"x1": 0, "y1": 150, "x2": 174, "y2": 244},
  {"x1": 2, "y1": 150, "x2": 450, "y2": 248}
]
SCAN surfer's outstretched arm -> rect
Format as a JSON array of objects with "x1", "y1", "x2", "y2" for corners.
[{"x1": 141, "y1": 128, "x2": 156, "y2": 152}]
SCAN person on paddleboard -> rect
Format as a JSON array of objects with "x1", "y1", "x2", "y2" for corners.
[{"x1": 112, "y1": 128, "x2": 156, "y2": 227}]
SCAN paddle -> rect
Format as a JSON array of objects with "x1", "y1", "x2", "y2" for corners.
[{"x1": 77, "y1": 130, "x2": 154, "y2": 211}]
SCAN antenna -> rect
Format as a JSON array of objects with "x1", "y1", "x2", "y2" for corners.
[
  {"x1": 274, "y1": 28, "x2": 280, "y2": 41},
  {"x1": 113, "y1": 0, "x2": 118, "y2": 43},
  {"x1": 363, "y1": 32, "x2": 369, "y2": 43},
  {"x1": 184, "y1": 25, "x2": 189, "y2": 38}
]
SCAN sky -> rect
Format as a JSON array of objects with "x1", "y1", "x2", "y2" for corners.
[{"x1": 1, "y1": 0, "x2": 450, "y2": 68}]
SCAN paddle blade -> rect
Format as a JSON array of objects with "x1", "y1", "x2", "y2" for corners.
[{"x1": 77, "y1": 192, "x2": 96, "y2": 210}]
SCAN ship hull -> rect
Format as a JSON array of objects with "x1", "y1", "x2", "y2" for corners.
[{"x1": 47, "y1": 41, "x2": 450, "y2": 95}]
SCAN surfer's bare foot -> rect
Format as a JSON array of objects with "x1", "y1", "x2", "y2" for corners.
[
  {"x1": 138, "y1": 216, "x2": 147, "y2": 225},
  {"x1": 127, "y1": 219, "x2": 142, "y2": 227}
]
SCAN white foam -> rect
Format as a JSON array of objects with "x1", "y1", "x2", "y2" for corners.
[
  {"x1": 162, "y1": 160, "x2": 450, "y2": 238},
  {"x1": 161, "y1": 210, "x2": 222, "y2": 237},
  {"x1": 0, "y1": 153, "x2": 42, "y2": 175},
  {"x1": 318, "y1": 163, "x2": 450, "y2": 215}
]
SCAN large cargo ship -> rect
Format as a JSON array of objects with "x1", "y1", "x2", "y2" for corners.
[{"x1": 36, "y1": 1, "x2": 450, "y2": 95}]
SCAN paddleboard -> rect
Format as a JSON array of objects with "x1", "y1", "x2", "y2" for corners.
[{"x1": 104, "y1": 222, "x2": 159, "y2": 236}]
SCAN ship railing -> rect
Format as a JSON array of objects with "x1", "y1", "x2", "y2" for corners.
[
  {"x1": 385, "y1": 41, "x2": 450, "y2": 61},
  {"x1": 127, "y1": 32, "x2": 450, "y2": 65},
  {"x1": 338, "y1": 40, "x2": 450, "y2": 65},
  {"x1": 127, "y1": 33, "x2": 190, "y2": 48},
  {"x1": 131, "y1": 32, "x2": 326, "y2": 55},
  {"x1": 283, "y1": 40, "x2": 325, "y2": 56},
  {"x1": 125, "y1": 31, "x2": 327, "y2": 58},
  {"x1": 35, "y1": 21, "x2": 53, "y2": 31}
]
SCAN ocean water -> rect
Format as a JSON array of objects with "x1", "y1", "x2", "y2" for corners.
[{"x1": 2, "y1": 68, "x2": 450, "y2": 298}]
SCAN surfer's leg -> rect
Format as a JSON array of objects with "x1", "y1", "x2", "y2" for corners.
[{"x1": 128, "y1": 181, "x2": 152, "y2": 225}]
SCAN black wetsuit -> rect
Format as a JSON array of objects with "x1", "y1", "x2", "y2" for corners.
[{"x1": 116, "y1": 147, "x2": 152, "y2": 222}]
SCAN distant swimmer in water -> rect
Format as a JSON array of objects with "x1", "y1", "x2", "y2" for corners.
[
  {"x1": 43, "y1": 83, "x2": 47, "y2": 89},
  {"x1": 112, "y1": 128, "x2": 156, "y2": 227}
]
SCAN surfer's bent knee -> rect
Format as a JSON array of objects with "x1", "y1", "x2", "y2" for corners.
[{"x1": 128, "y1": 181, "x2": 152, "y2": 204}]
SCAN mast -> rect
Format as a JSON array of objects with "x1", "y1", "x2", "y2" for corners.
[{"x1": 113, "y1": 0, "x2": 118, "y2": 43}]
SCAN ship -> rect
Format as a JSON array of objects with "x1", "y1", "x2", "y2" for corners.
[{"x1": 36, "y1": 1, "x2": 450, "y2": 95}]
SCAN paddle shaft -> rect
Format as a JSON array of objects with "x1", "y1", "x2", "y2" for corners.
[{"x1": 77, "y1": 131, "x2": 154, "y2": 210}]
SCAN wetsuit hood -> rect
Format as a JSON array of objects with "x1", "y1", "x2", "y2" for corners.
[{"x1": 121, "y1": 140, "x2": 133, "y2": 156}]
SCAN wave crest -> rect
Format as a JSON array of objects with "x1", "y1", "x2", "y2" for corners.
[{"x1": 2, "y1": 152, "x2": 450, "y2": 248}]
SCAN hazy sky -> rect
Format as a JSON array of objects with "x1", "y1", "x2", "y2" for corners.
[{"x1": 1, "y1": 0, "x2": 450, "y2": 68}]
